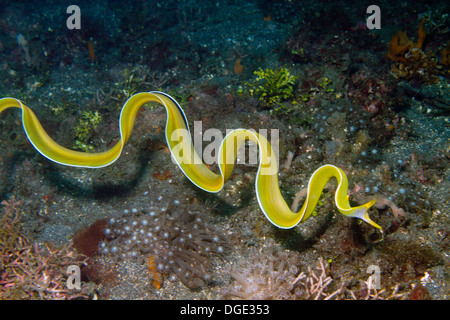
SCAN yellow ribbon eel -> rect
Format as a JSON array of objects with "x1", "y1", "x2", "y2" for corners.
[{"x1": 0, "y1": 91, "x2": 382, "y2": 230}]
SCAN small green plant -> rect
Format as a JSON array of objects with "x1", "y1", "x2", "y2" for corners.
[
  {"x1": 166, "y1": 87, "x2": 192, "y2": 107},
  {"x1": 317, "y1": 77, "x2": 334, "y2": 92},
  {"x1": 311, "y1": 193, "x2": 326, "y2": 217},
  {"x1": 73, "y1": 111, "x2": 102, "y2": 152},
  {"x1": 50, "y1": 104, "x2": 65, "y2": 116},
  {"x1": 121, "y1": 69, "x2": 138, "y2": 99},
  {"x1": 289, "y1": 114, "x2": 312, "y2": 126},
  {"x1": 242, "y1": 68, "x2": 297, "y2": 106},
  {"x1": 291, "y1": 48, "x2": 306, "y2": 57}
]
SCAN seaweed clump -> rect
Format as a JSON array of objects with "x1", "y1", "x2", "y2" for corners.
[{"x1": 240, "y1": 67, "x2": 297, "y2": 107}]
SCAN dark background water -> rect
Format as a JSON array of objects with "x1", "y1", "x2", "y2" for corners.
[{"x1": 0, "y1": 0, "x2": 448, "y2": 300}]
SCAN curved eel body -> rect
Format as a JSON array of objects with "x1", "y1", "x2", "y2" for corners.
[{"x1": 0, "y1": 91, "x2": 381, "y2": 230}]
